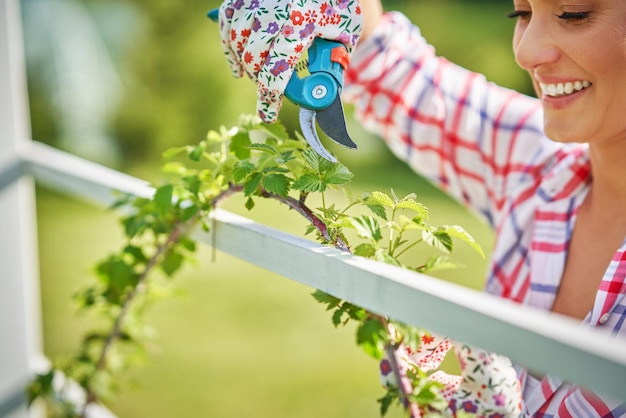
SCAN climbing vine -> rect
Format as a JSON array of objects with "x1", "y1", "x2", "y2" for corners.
[{"x1": 27, "y1": 115, "x2": 483, "y2": 417}]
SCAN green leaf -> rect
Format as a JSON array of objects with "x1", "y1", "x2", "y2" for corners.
[
  {"x1": 311, "y1": 290, "x2": 342, "y2": 310},
  {"x1": 154, "y1": 184, "x2": 173, "y2": 217},
  {"x1": 123, "y1": 245, "x2": 147, "y2": 263},
  {"x1": 179, "y1": 236, "x2": 197, "y2": 252},
  {"x1": 262, "y1": 173, "x2": 290, "y2": 197},
  {"x1": 366, "y1": 204, "x2": 387, "y2": 220},
  {"x1": 396, "y1": 199, "x2": 429, "y2": 219},
  {"x1": 96, "y1": 256, "x2": 134, "y2": 285},
  {"x1": 323, "y1": 163, "x2": 353, "y2": 185},
  {"x1": 243, "y1": 172, "x2": 262, "y2": 196},
  {"x1": 375, "y1": 249, "x2": 403, "y2": 267},
  {"x1": 274, "y1": 150, "x2": 296, "y2": 164},
  {"x1": 344, "y1": 303, "x2": 367, "y2": 322},
  {"x1": 390, "y1": 188, "x2": 401, "y2": 203},
  {"x1": 422, "y1": 229, "x2": 453, "y2": 254},
  {"x1": 292, "y1": 173, "x2": 325, "y2": 193},
  {"x1": 161, "y1": 250, "x2": 184, "y2": 277},
  {"x1": 263, "y1": 166, "x2": 290, "y2": 174},
  {"x1": 347, "y1": 216, "x2": 382, "y2": 241},
  {"x1": 390, "y1": 322, "x2": 426, "y2": 351},
  {"x1": 259, "y1": 120, "x2": 289, "y2": 140},
  {"x1": 302, "y1": 147, "x2": 322, "y2": 171},
  {"x1": 398, "y1": 214, "x2": 425, "y2": 230},
  {"x1": 206, "y1": 129, "x2": 223, "y2": 143},
  {"x1": 356, "y1": 318, "x2": 388, "y2": 360},
  {"x1": 182, "y1": 175, "x2": 201, "y2": 196},
  {"x1": 414, "y1": 381, "x2": 447, "y2": 410},
  {"x1": 377, "y1": 390, "x2": 397, "y2": 417},
  {"x1": 354, "y1": 243, "x2": 376, "y2": 258},
  {"x1": 248, "y1": 143, "x2": 277, "y2": 155},
  {"x1": 233, "y1": 160, "x2": 255, "y2": 183},
  {"x1": 188, "y1": 144, "x2": 204, "y2": 162},
  {"x1": 96, "y1": 256, "x2": 138, "y2": 304},
  {"x1": 161, "y1": 146, "x2": 186, "y2": 161},
  {"x1": 161, "y1": 161, "x2": 187, "y2": 175},
  {"x1": 418, "y1": 255, "x2": 460, "y2": 273},
  {"x1": 27, "y1": 370, "x2": 55, "y2": 405},
  {"x1": 366, "y1": 191, "x2": 395, "y2": 208},
  {"x1": 332, "y1": 307, "x2": 346, "y2": 327},
  {"x1": 245, "y1": 197, "x2": 255, "y2": 210},
  {"x1": 442, "y1": 225, "x2": 485, "y2": 258},
  {"x1": 180, "y1": 204, "x2": 200, "y2": 222},
  {"x1": 230, "y1": 131, "x2": 252, "y2": 159}
]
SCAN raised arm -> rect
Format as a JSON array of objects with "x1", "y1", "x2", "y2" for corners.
[
  {"x1": 343, "y1": 11, "x2": 554, "y2": 226},
  {"x1": 357, "y1": 0, "x2": 383, "y2": 42}
]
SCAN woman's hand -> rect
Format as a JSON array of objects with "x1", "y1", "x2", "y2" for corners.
[
  {"x1": 380, "y1": 333, "x2": 523, "y2": 416},
  {"x1": 216, "y1": 0, "x2": 363, "y2": 122}
]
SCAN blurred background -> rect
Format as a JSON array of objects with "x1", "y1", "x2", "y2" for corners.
[{"x1": 24, "y1": 0, "x2": 534, "y2": 416}]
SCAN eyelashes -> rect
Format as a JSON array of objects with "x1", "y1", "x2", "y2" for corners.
[
  {"x1": 557, "y1": 11, "x2": 590, "y2": 22},
  {"x1": 506, "y1": 11, "x2": 530, "y2": 20},
  {"x1": 506, "y1": 10, "x2": 591, "y2": 23}
]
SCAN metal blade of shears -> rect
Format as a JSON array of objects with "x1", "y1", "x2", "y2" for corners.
[
  {"x1": 315, "y1": 95, "x2": 357, "y2": 150},
  {"x1": 299, "y1": 107, "x2": 337, "y2": 163}
]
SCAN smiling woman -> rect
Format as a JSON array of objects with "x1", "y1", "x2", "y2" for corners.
[
  {"x1": 510, "y1": 0, "x2": 626, "y2": 146},
  {"x1": 214, "y1": 0, "x2": 626, "y2": 416},
  {"x1": 29, "y1": 1, "x2": 559, "y2": 418}
]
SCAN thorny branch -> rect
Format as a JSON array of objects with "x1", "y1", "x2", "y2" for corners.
[
  {"x1": 80, "y1": 219, "x2": 197, "y2": 417},
  {"x1": 79, "y1": 181, "x2": 418, "y2": 416}
]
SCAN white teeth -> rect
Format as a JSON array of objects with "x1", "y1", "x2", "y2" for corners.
[{"x1": 540, "y1": 80, "x2": 591, "y2": 97}]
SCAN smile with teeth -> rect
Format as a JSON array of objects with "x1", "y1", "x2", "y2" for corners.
[{"x1": 540, "y1": 80, "x2": 591, "y2": 97}]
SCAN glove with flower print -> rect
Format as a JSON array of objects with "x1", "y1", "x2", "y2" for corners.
[
  {"x1": 216, "y1": 0, "x2": 363, "y2": 122},
  {"x1": 379, "y1": 332, "x2": 522, "y2": 417}
]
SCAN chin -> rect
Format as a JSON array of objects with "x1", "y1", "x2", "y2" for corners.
[{"x1": 543, "y1": 120, "x2": 589, "y2": 144}]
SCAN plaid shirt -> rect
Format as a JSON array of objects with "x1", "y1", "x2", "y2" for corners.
[{"x1": 344, "y1": 12, "x2": 626, "y2": 417}]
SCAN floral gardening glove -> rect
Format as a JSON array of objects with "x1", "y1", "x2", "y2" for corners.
[
  {"x1": 216, "y1": 0, "x2": 363, "y2": 122},
  {"x1": 379, "y1": 333, "x2": 522, "y2": 417}
]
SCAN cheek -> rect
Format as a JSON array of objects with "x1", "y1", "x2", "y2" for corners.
[{"x1": 511, "y1": 28, "x2": 523, "y2": 67}]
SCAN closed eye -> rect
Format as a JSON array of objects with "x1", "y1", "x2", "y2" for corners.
[
  {"x1": 557, "y1": 11, "x2": 590, "y2": 23},
  {"x1": 506, "y1": 10, "x2": 531, "y2": 21}
]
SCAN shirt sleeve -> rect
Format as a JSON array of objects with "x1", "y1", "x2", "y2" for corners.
[{"x1": 343, "y1": 12, "x2": 557, "y2": 227}]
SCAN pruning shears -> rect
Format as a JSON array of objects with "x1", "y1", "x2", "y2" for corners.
[{"x1": 208, "y1": 9, "x2": 356, "y2": 163}]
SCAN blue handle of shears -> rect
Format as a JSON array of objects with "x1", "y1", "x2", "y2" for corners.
[
  {"x1": 207, "y1": 9, "x2": 345, "y2": 111},
  {"x1": 284, "y1": 38, "x2": 346, "y2": 111},
  {"x1": 207, "y1": 8, "x2": 219, "y2": 21}
]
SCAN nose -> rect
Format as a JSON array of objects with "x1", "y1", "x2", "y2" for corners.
[{"x1": 513, "y1": 17, "x2": 560, "y2": 71}]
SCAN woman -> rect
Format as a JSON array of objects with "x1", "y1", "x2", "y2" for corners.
[{"x1": 215, "y1": 0, "x2": 626, "y2": 416}]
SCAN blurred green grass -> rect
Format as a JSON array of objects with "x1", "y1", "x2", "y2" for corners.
[{"x1": 30, "y1": 1, "x2": 524, "y2": 416}]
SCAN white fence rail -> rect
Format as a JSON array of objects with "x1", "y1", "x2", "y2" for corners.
[
  {"x1": 2, "y1": 0, "x2": 626, "y2": 416},
  {"x1": 14, "y1": 140, "x2": 626, "y2": 402}
]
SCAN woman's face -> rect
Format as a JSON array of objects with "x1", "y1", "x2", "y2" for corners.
[{"x1": 511, "y1": 0, "x2": 626, "y2": 146}]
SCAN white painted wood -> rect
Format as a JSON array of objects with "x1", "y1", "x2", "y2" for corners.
[
  {"x1": 0, "y1": 1, "x2": 42, "y2": 417},
  {"x1": 24, "y1": 141, "x2": 153, "y2": 206},
  {"x1": 22, "y1": 142, "x2": 626, "y2": 400},
  {"x1": 200, "y1": 209, "x2": 626, "y2": 400}
]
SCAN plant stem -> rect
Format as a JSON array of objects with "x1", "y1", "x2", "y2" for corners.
[
  {"x1": 256, "y1": 186, "x2": 420, "y2": 416},
  {"x1": 394, "y1": 238, "x2": 423, "y2": 259},
  {"x1": 339, "y1": 200, "x2": 358, "y2": 215},
  {"x1": 258, "y1": 189, "x2": 350, "y2": 252},
  {"x1": 384, "y1": 337, "x2": 422, "y2": 418},
  {"x1": 388, "y1": 208, "x2": 397, "y2": 256},
  {"x1": 80, "y1": 219, "x2": 194, "y2": 416}
]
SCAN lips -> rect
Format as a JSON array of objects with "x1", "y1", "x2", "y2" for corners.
[{"x1": 539, "y1": 80, "x2": 591, "y2": 97}]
